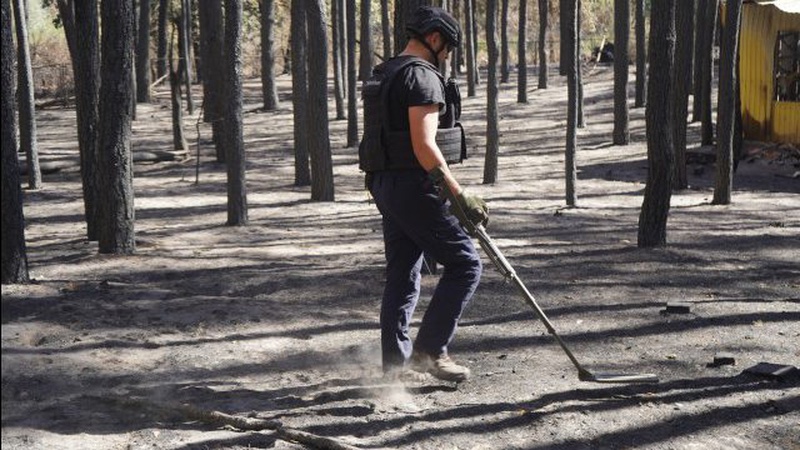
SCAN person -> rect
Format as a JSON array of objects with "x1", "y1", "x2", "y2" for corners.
[{"x1": 359, "y1": 6, "x2": 488, "y2": 383}]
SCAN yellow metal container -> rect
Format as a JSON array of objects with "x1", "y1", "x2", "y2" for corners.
[{"x1": 739, "y1": 1, "x2": 800, "y2": 145}]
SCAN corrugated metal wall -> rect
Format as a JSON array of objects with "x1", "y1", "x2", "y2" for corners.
[{"x1": 740, "y1": 3, "x2": 800, "y2": 145}]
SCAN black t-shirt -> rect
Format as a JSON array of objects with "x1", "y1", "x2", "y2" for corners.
[{"x1": 385, "y1": 56, "x2": 446, "y2": 132}]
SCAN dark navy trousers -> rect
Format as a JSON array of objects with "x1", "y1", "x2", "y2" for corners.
[{"x1": 369, "y1": 169, "x2": 482, "y2": 372}]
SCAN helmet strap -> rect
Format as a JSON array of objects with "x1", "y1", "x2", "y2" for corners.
[{"x1": 411, "y1": 31, "x2": 445, "y2": 68}]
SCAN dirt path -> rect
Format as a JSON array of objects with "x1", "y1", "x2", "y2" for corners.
[{"x1": 3, "y1": 67, "x2": 799, "y2": 450}]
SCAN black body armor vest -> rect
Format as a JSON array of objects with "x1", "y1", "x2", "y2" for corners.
[{"x1": 358, "y1": 56, "x2": 467, "y2": 173}]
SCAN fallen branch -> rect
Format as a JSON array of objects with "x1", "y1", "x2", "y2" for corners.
[{"x1": 91, "y1": 395, "x2": 361, "y2": 450}]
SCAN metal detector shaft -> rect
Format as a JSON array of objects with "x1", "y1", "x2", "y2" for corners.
[
  {"x1": 430, "y1": 169, "x2": 657, "y2": 383},
  {"x1": 472, "y1": 224, "x2": 593, "y2": 378}
]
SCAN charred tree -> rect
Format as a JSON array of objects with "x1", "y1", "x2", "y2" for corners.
[
  {"x1": 634, "y1": 0, "x2": 646, "y2": 108},
  {"x1": 12, "y1": 0, "x2": 40, "y2": 189},
  {"x1": 564, "y1": 0, "x2": 578, "y2": 206},
  {"x1": 135, "y1": 0, "x2": 150, "y2": 102},
  {"x1": 517, "y1": 0, "x2": 528, "y2": 103},
  {"x1": 157, "y1": 0, "x2": 168, "y2": 79},
  {"x1": 332, "y1": 0, "x2": 345, "y2": 119},
  {"x1": 223, "y1": 0, "x2": 248, "y2": 225},
  {"x1": 260, "y1": 0, "x2": 278, "y2": 110},
  {"x1": 381, "y1": 0, "x2": 391, "y2": 59},
  {"x1": 97, "y1": 0, "x2": 136, "y2": 254},
  {"x1": 613, "y1": 0, "x2": 630, "y2": 145},
  {"x1": 290, "y1": 0, "x2": 310, "y2": 186},
  {"x1": 700, "y1": 0, "x2": 719, "y2": 145},
  {"x1": 180, "y1": 0, "x2": 194, "y2": 115},
  {"x1": 346, "y1": 0, "x2": 358, "y2": 146},
  {"x1": 307, "y1": 0, "x2": 335, "y2": 201},
  {"x1": 359, "y1": 0, "x2": 374, "y2": 81},
  {"x1": 169, "y1": 43, "x2": 188, "y2": 151},
  {"x1": 538, "y1": 0, "x2": 548, "y2": 89},
  {"x1": 638, "y1": 0, "x2": 676, "y2": 248},
  {"x1": 2, "y1": 0, "x2": 29, "y2": 284},
  {"x1": 484, "y1": 0, "x2": 500, "y2": 184},
  {"x1": 712, "y1": 0, "x2": 742, "y2": 205},
  {"x1": 198, "y1": 0, "x2": 225, "y2": 162},
  {"x1": 500, "y1": 0, "x2": 510, "y2": 83},
  {"x1": 673, "y1": 0, "x2": 695, "y2": 189},
  {"x1": 692, "y1": 0, "x2": 708, "y2": 122},
  {"x1": 465, "y1": 0, "x2": 476, "y2": 96}
]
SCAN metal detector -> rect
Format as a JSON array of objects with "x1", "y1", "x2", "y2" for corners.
[{"x1": 434, "y1": 173, "x2": 658, "y2": 383}]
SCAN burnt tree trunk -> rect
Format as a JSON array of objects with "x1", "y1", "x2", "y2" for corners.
[
  {"x1": 517, "y1": 0, "x2": 528, "y2": 103},
  {"x1": 157, "y1": 0, "x2": 168, "y2": 79},
  {"x1": 198, "y1": 0, "x2": 225, "y2": 162},
  {"x1": 180, "y1": 0, "x2": 194, "y2": 115},
  {"x1": 692, "y1": 0, "x2": 708, "y2": 122},
  {"x1": 2, "y1": 0, "x2": 29, "y2": 284},
  {"x1": 359, "y1": 0, "x2": 373, "y2": 81},
  {"x1": 634, "y1": 0, "x2": 646, "y2": 108},
  {"x1": 97, "y1": 0, "x2": 136, "y2": 254},
  {"x1": 346, "y1": 0, "x2": 358, "y2": 146},
  {"x1": 700, "y1": 0, "x2": 719, "y2": 145},
  {"x1": 638, "y1": 0, "x2": 676, "y2": 248},
  {"x1": 169, "y1": 44, "x2": 188, "y2": 151},
  {"x1": 484, "y1": 0, "x2": 500, "y2": 184},
  {"x1": 381, "y1": 0, "x2": 391, "y2": 59},
  {"x1": 564, "y1": 0, "x2": 577, "y2": 206},
  {"x1": 465, "y1": 0, "x2": 476, "y2": 96},
  {"x1": 135, "y1": 0, "x2": 150, "y2": 102},
  {"x1": 613, "y1": 0, "x2": 630, "y2": 145},
  {"x1": 673, "y1": 0, "x2": 695, "y2": 190},
  {"x1": 712, "y1": 0, "x2": 742, "y2": 205},
  {"x1": 223, "y1": 0, "x2": 247, "y2": 225},
  {"x1": 12, "y1": 0, "x2": 40, "y2": 189},
  {"x1": 500, "y1": 0, "x2": 510, "y2": 83},
  {"x1": 290, "y1": 0, "x2": 310, "y2": 186},
  {"x1": 260, "y1": 0, "x2": 278, "y2": 110},
  {"x1": 307, "y1": 0, "x2": 335, "y2": 201},
  {"x1": 332, "y1": 0, "x2": 346, "y2": 119},
  {"x1": 538, "y1": 0, "x2": 548, "y2": 89}
]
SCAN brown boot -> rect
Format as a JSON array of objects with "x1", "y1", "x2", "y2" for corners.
[{"x1": 411, "y1": 351, "x2": 471, "y2": 383}]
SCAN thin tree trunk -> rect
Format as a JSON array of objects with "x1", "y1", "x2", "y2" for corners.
[
  {"x1": 450, "y1": 0, "x2": 459, "y2": 77},
  {"x1": 12, "y1": 0, "x2": 40, "y2": 189},
  {"x1": 224, "y1": 0, "x2": 247, "y2": 225},
  {"x1": 64, "y1": 0, "x2": 101, "y2": 241},
  {"x1": 136, "y1": 0, "x2": 150, "y2": 102},
  {"x1": 307, "y1": 0, "x2": 334, "y2": 201},
  {"x1": 638, "y1": 0, "x2": 676, "y2": 248},
  {"x1": 484, "y1": 0, "x2": 500, "y2": 184},
  {"x1": 290, "y1": 0, "x2": 310, "y2": 186},
  {"x1": 169, "y1": 43, "x2": 188, "y2": 151},
  {"x1": 465, "y1": 0, "x2": 476, "y2": 96},
  {"x1": 692, "y1": 0, "x2": 708, "y2": 122},
  {"x1": 346, "y1": 0, "x2": 358, "y2": 146},
  {"x1": 576, "y1": 0, "x2": 584, "y2": 128},
  {"x1": 538, "y1": 0, "x2": 548, "y2": 89},
  {"x1": 2, "y1": 0, "x2": 29, "y2": 284},
  {"x1": 359, "y1": 0, "x2": 373, "y2": 81},
  {"x1": 712, "y1": 0, "x2": 742, "y2": 205},
  {"x1": 500, "y1": 0, "x2": 510, "y2": 83},
  {"x1": 157, "y1": 0, "x2": 168, "y2": 79},
  {"x1": 634, "y1": 0, "x2": 646, "y2": 108},
  {"x1": 260, "y1": 0, "x2": 278, "y2": 110},
  {"x1": 97, "y1": 0, "x2": 136, "y2": 254},
  {"x1": 381, "y1": 0, "x2": 391, "y2": 59},
  {"x1": 673, "y1": 0, "x2": 695, "y2": 190},
  {"x1": 332, "y1": 0, "x2": 346, "y2": 119},
  {"x1": 517, "y1": 0, "x2": 528, "y2": 102},
  {"x1": 470, "y1": 0, "x2": 479, "y2": 84},
  {"x1": 700, "y1": 0, "x2": 719, "y2": 145},
  {"x1": 181, "y1": 0, "x2": 194, "y2": 115},
  {"x1": 613, "y1": 0, "x2": 630, "y2": 145},
  {"x1": 564, "y1": 0, "x2": 577, "y2": 206},
  {"x1": 198, "y1": 0, "x2": 225, "y2": 162}
]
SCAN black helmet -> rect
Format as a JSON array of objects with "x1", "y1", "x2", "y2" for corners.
[{"x1": 406, "y1": 6, "x2": 460, "y2": 47}]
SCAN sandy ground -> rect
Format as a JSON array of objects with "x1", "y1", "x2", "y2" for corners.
[{"x1": 2, "y1": 66, "x2": 799, "y2": 450}]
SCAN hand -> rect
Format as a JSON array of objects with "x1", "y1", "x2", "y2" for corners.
[{"x1": 451, "y1": 190, "x2": 488, "y2": 230}]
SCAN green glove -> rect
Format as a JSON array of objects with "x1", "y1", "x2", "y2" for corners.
[{"x1": 451, "y1": 190, "x2": 489, "y2": 230}]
